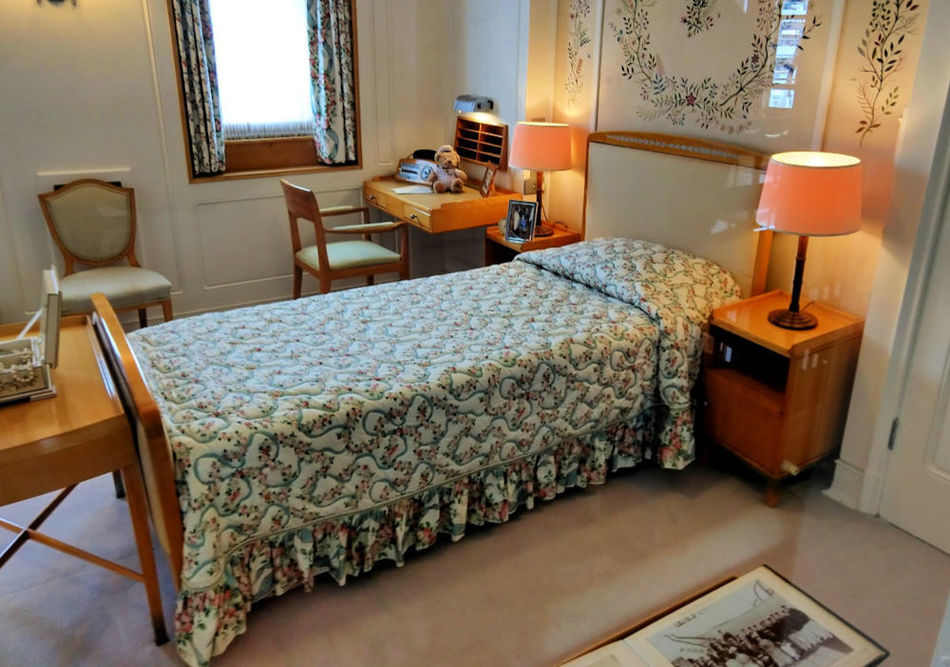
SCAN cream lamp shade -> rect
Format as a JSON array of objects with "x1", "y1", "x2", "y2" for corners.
[
  {"x1": 508, "y1": 122, "x2": 572, "y2": 237},
  {"x1": 756, "y1": 151, "x2": 862, "y2": 236},
  {"x1": 508, "y1": 122, "x2": 572, "y2": 171},
  {"x1": 755, "y1": 151, "x2": 862, "y2": 330}
]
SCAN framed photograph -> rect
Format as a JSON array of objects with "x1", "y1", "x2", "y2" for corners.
[
  {"x1": 624, "y1": 566, "x2": 888, "y2": 666},
  {"x1": 504, "y1": 200, "x2": 537, "y2": 243},
  {"x1": 40, "y1": 266, "x2": 61, "y2": 368},
  {"x1": 479, "y1": 165, "x2": 497, "y2": 198}
]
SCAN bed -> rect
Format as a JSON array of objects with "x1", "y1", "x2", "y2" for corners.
[{"x1": 91, "y1": 132, "x2": 770, "y2": 666}]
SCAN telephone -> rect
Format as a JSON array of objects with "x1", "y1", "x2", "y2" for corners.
[
  {"x1": 396, "y1": 158, "x2": 437, "y2": 185},
  {"x1": 395, "y1": 149, "x2": 439, "y2": 185}
]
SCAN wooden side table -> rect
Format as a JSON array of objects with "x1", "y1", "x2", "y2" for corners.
[
  {"x1": 484, "y1": 224, "x2": 582, "y2": 265},
  {"x1": 0, "y1": 316, "x2": 166, "y2": 643},
  {"x1": 702, "y1": 290, "x2": 863, "y2": 506}
]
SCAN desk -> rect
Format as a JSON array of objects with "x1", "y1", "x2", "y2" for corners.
[
  {"x1": 363, "y1": 177, "x2": 518, "y2": 234},
  {"x1": 0, "y1": 316, "x2": 166, "y2": 643}
]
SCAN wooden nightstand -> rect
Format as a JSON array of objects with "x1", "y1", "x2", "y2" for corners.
[
  {"x1": 701, "y1": 290, "x2": 863, "y2": 506},
  {"x1": 484, "y1": 224, "x2": 581, "y2": 265}
]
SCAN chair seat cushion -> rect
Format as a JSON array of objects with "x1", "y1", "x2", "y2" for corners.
[
  {"x1": 61, "y1": 266, "x2": 172, "y2": 314},
  {"x1": 295, "y1": 241, "x2": 401, "y2": 272}
]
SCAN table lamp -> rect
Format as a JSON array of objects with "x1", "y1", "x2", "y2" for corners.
[
  {"x1": 755, "y1": 151, "x2": 862, "y2": 330},
  {"x1": 508, "y1": 121, "x2": 572, "y2": 237}
]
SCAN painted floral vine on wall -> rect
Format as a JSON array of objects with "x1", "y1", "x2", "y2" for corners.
[
  {"x1": 608, "y1": 0, "x2": 823, "y2": 133},
  {"x1": 565, "y1": 0, "x2": 593, "y2": 106},
  {"x1": 856, "y1": 0, "x2": 921, "y2": 145},
  {"x1": 682, "y1": 0, "x2": 720, "y2": 37}
]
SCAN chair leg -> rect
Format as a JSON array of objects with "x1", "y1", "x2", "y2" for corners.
[
  {"x1": 319, "y1": 276, "x2": 331, "y2": 294},
  {"x1": 367, "y1": 275, "x2": 375, "y2": 287},
  {"x1": 161, "y1": 299, "x2": 173, "y2": 322},
  {"x1": 112, "y1": 470, "x2": 126, "y2": 499},
  {"x1": 138, "y1": 309, "x2": 148, "y2": 328},
  {"x1": 293, "y1": 266, "x2": 303, "y2": 299}
]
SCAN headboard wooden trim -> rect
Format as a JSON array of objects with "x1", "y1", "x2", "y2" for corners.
[
  {"x1": 588, "y1": 131, "x2": 771, "y2": 170},
  {"x1": 582, "y1": 131, "x2": 772, "y2": 296}
]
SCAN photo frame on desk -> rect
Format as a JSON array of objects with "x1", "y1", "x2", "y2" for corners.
[
  {"x1": 479, "y1": 165, "x2": 497, "y2": 198},
  {"x1": 40, "y1": 266, "x2": 61, "y2": 368},
  {"x1": 504, "y1": 200, "x2": 537, "y2": 243}
]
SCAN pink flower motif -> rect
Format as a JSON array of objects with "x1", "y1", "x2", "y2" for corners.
[{"x1": 686, "y1": 92, "x2": 697, "y2": 106}]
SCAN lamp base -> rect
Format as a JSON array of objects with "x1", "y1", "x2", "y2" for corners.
[
  {"x1": 534, "y1": 222, "x2": 554, "y2": 237},
  {"x1": 768, "y1": 308, "x2": 817, "y2": 330}
]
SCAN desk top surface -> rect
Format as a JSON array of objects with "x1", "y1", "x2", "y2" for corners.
[{"x1": 0, "y1": 316, "x2": 126, "y2": 459}]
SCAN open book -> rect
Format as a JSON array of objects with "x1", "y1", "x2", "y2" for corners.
[{"x1": 563, "y1": 566, "x2": 887, "y2": 667}]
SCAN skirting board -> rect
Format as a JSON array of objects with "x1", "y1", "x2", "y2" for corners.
[{"x1": 823, "y1": 458, "x2": 865, "y2": 511}]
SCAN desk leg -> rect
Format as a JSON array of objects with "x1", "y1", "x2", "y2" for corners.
[{"x1": 121, "y1": 465, "x2": 168, "y2": 645}]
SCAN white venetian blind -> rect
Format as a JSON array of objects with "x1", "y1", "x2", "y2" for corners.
[{"x1": 207, "y1": 0, "x2": 315, "y2": 139}]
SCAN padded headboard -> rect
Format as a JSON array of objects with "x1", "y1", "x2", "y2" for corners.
[{"x1": 583, "y1": 132, "x2": 771, "y2": 296}]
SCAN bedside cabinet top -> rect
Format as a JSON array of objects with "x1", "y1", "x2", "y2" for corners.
[
  {"x1": 485, "y1": 224, "x2": 581, "y2": 253},
  {"x1": 711, "y1": 290, "x2": 863, "y2": 358}
]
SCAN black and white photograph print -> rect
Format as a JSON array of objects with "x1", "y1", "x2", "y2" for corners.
[
  {"x1": 504, "y1": 200, "x2": 537, "y2": 243},
  {"x1": 480, "y1": 164, "x2": 497, "y2": 197},
  {"x1": 626, "y1": 567, "x2": 887, "y2": 667}
]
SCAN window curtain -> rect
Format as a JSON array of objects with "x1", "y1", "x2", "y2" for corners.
[
  {"x1": 170, "y1": 0, "x2": 225, "y2": 177},
  {"x1": 306, "y1": 0, "x2": 359, "y2": 164}
]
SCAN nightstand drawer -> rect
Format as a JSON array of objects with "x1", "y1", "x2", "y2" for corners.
[{"x1": 703, "y1": 368, "x2": 785, "y2": 475}]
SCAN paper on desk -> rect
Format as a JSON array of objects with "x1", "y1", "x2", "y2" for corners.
[{"x1": 392, "y1": 185, "x2": 432, "y2": 194}]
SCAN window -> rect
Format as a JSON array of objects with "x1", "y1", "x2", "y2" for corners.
[
  {"x1": 208, "y1": 0, "x2": 315, "y2": 140},
  {"x1": 168, "y1": 0, "x2": 360, "y2": 180}
]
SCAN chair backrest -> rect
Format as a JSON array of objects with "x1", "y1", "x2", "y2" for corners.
[
  {"x1": 37, "y1": 179, "x2": 138, "y2": 274},
  {"x1": 281, "y1": 179, "x2": 329, "y2": 261}
]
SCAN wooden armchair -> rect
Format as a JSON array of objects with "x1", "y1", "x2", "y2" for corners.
[
  {"x1": 37, "y1": 179, "x2": 172, "y2": 326},
  {"x1": 281, "y1": 179, "x2": 409, "y2": 298}
]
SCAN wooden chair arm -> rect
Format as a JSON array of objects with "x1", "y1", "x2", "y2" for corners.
[
  {"x1": 319, "y1": 205, "x2": 370, "y2": 218},
  {"x1": 328, "y1": 221, "x2": 406, "y2": 234}
]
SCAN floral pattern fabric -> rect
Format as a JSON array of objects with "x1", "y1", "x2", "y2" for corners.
[
  {"x1": 170, "y1": 0, "x2": 225, "y2": 177},
  {"x1": 307, "y1": 0, "x2": 358, "y2": 164},
  {"x1": 516, "y1": 237, "x2": 741, "y2": 466},
  {"x1": 128, "y1": 243, "x2": 735, "y2": 665}
]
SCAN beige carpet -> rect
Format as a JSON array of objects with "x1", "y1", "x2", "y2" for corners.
[{"x1": 1, "y1": 458, "x2": 947, "y2": 666}]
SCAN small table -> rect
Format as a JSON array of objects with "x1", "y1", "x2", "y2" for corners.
[
  {"x1": 702, "y1": 290, "x2": 863, "y2": 506},
  {"x1": 484, "y1": 224, "x2": 582, "y2": 265},
  {"x1": 0, "y1": 316, "x2": 166, "y2": 643}
]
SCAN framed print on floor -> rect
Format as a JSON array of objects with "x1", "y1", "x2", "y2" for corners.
[{"x1": 565, "y1": 565, "x2": 887, "y2": 667}]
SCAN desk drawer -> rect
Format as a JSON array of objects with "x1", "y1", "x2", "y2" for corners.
[
  {"x1": 402, "y1": 204, "x2": 432, "y2": 232},
  {"x1": 363, "y1": 186, "x2": 396, "y2": 215}
]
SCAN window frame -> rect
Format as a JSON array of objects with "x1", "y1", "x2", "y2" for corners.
[{"x1": 166, "y1": 0, "x2": 363, "y2": 183}]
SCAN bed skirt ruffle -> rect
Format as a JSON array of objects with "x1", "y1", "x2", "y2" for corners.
[{"x1": 174, "y1": 416, "x2": 654, "y2": 666}]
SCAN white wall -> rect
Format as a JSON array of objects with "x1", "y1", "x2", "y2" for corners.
[
  {"x1": 0, "y1": 0, "x2": 454, "y2": 323},
  {"x1": 827, "y1": 0, "x2": 950, "y2": 511}
]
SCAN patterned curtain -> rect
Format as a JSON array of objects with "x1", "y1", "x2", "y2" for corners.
[
  {"x1": 306, "y1": 0, "x2": 359, "y2": 164},
  {"x1": 170, "y1": 0, "x2": 225, "y2": 177}
]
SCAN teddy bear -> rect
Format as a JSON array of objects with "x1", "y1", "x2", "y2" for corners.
[{"x1": 427, "y1": 144, "x2": 468, "y2": 193}]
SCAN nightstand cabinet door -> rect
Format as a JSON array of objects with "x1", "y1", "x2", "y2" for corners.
[{"x1": 703, "y1": 325, "x2": 861, "y2": 479}]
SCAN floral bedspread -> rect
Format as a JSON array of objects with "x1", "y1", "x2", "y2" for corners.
[
  {"x1": 516, "y1": 238, "x2": 741, "y2": 463},
  {"x1": 127, "y1": 240, "x2": 737, "y2": 665}
]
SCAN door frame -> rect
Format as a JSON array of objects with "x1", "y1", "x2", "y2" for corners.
[{"x1": 861, "y1": 87, "x2": 950, "y2": 514}]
